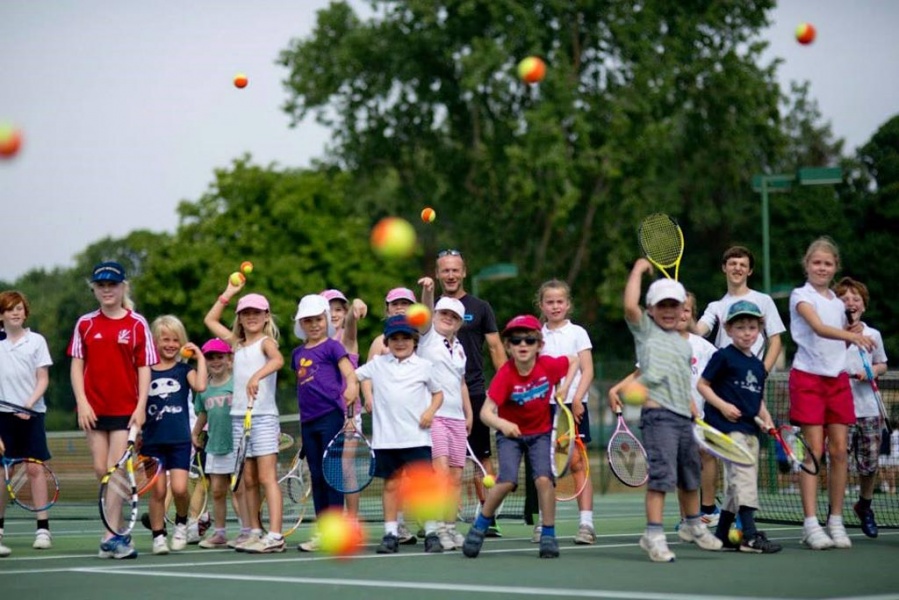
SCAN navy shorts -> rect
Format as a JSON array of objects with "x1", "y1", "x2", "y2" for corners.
[
  {"x1": 142, "y1": 441, "x2": 192, "y2": 471},
  {"x1": 496, "y1": 432, "x2": 552, "y2": 490},
  {"x1": 640, "y1": 408, "x2": 701, "y2": 493},
  {"x1": 0, "y1": 412, "x2": 51, "y2": 461},
  {"x1": 374, "y1": 446, "x2": 431, "y2": 480}
]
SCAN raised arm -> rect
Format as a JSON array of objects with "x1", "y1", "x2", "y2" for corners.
[{"x1": 624, "y1": 259, "x2": 653, "y2": 325}]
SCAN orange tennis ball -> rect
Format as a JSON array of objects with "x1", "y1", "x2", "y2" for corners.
[
  {"x1": 180, "y1": 347, "x2": 194, "y2": 359},
  {"x1": 0, "y1": 123, "x2": 22, "y2": 158},
  {"x1": 229, "y1": 272, "x2": 246, "y2": 286},
  {"x1": 233, "y1": 73, "x2": 248, "y2": 88},
  {"x1": 398, "y1": 461, "x2": 453, "y2": 523},
  {"x1": 420, "y1": 207, "x2": 436, "y2": 223},
  {"x1": 795, "y1": 22, "x2": 816, "y2": 45},
  {"x1": 620, "y1": 381, "x2": 648, "y2": 406},
  {"x1": 240, "y1": 261, "x2": 254, "y2": 275},
  {"x1": 317, "y1": 509, "x2": 365, "y2": 556},
  {"x1": 517, "y1": 56, "x2": 546, "y2": 84},
  {"x1": 370, "y1": 217, "x2": 417, "y2": 259},
  {"x1": 405, "y1": 303, "x2": 431, "y2": 328}
]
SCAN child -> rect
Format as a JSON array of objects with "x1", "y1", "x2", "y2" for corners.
[
  {"x1": 69, "y1": 261, "x2": 158, "y2": 559},
  {"x1": 204, "y1": 280, "x2": 285, "y2": 553},
  {"x1": 192, "y1": 338, "x2": 236, "y2": 549},
  {"x1": 835, "y1": 276, "x2": 888, "y2": 538},
  {"x1": 462, "y1": 314, "x2": 578, "y2": 559},
  {"x1": 355, "y1": 315, "x2": 444, "y2": 554},
  {"x1": 534, "y1": 279, "x2": 597, "y2": 545},
  {"x1": 696, "y1": 300, "x2": 781, "y2": 553},
  {"x1": 623, "y1": 258, "x2": 722, "y2": 562},
  {"x1": 788, "y1": 237, "x2": 874, "y2": 550},
  {"x1": 0, "y1": 291, "x2": 53, "y2": 551},
  {"x1": 693, "y1": 246, "x2": 786, "y2": 524},
  {"x1": 415, "y1": 296, "x2": 472, "y2": 550},
  {"x1": 291, "y1": 294, "x2": 359, "y2": 552},
  {"x1": 143, "y1": 315, "x2": 206, "y2": 554}
]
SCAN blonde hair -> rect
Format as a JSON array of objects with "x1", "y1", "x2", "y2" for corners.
[
  {"x1": 535, "y1": 279, "x2": 572, "y2": 321},
  {"x1": 231, "y1": 309, "x2": 280, "y2": 346},
  {"x1": 802, "y1": 236, "x2": 840, "y2": 271},
  {"x1": 151, "y1": 315, "x2": 188, "y2": 347}
]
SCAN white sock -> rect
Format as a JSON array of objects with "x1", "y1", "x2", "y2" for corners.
[
  {"x1": 424, "y1": 520, "x2": 438, "y2": 535},
  {"x1": 803, "y1": 516, "x2": 820, "y2": 529},
  {"x1": 579, "y1": 511, "x2": 593, "y2": 527},
  {"x1": 827, "y1": 514, "x2": 843, "y2": 526},
  {"x1": 385, "y1": 521, "x2": 398, "y2": 536},
  {"x1": 397, "y1": 512, "x2": 405, "y2": 525}
]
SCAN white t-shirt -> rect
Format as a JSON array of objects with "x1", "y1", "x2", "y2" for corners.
[
  {"x1": 231, "y1": 336, "x2": 278, "y2": 416},
  {"x1": 355, "y1": 353, "x2": 441, "y2": 449},
  {"x1": 541, "y1": 320, "x2": 591, "y2": 404},
  {"x1": 789, "y1": 282, "x2": 847, "y2": 377},
  {"x1": 698, "y1": 289, "x2": 785, "y2": 359},
  {"x1": 846, "y1": 323, "x2": 888, "y2": 418},
  {"x1": 0, "y1": 329, "x2": 53, "y2": 413},
  {"x1": 687, "y1": 332, "x2": 717, "y2": 416},
  {"x1": 417, "y1": 327, "x2": 467, "y2": 420}
]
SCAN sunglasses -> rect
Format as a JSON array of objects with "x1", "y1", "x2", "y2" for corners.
[
  {"x1": 508, "y1": 336, "x2": 539, "y2": 346},
  {"x1": 437, "y1": 249, "x2": 463, "y2": 258}
]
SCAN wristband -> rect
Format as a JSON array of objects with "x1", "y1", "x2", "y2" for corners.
[{"x1": 219, "y1": 295, "x2": 230, "y2": 305}]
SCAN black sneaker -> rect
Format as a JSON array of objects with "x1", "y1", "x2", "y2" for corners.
[
  {"x1": 462, "y1": 527, "x2": 486, "y2": 558},
  {"x1": 854, "y1": 502, "x2": 879, "y2": 538},
  {"x1": 376, "y1": 533, "x2": 399, "y2": 554},
  {"x1": 423, "y1": 533, "x2": 443, "y2": 553},
  {"x1": 140, "y1": 512, "x2": 151, "y2": 531},
  {"x1": 538, "y1": 535, "x2": 560, "y2": 558},
  {"x1": 740, "y1": 531, "x2": 782, "y2": 554}
]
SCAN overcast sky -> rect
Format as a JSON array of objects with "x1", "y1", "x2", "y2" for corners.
[{"x1": 2, "y1": 1, "x2": 897, "y2": 282}]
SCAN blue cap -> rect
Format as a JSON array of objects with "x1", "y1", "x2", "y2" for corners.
[
  {"x1": 91, "y1": 261, "x2": 126, "y2": 283},
  {"x1": 726, "y1": 300, "x2": 763, "y2": 323},
  {"x1": 384, "y1": 315, "x2": 417, "y2": 338}
]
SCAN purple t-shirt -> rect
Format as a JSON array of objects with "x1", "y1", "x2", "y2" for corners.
[{"x1": 291, "y1": 338, "x2": 349, "y2": 423}]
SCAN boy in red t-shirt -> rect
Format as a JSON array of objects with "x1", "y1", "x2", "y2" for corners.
[{"x1": 462, "y1": 315, "x2": 576, "y2": 559}]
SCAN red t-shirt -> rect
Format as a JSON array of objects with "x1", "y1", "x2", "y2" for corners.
[
  {"x1": 487, "y1": 355, "x2": 569, "y2": 435},
  {"x1": 68, "y1": 310, "x2": 158, "y2": 417}
]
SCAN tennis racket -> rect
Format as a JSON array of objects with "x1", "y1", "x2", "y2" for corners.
[
  {"x1": 459, "y1": 443, "x2": 489, "y2": 523},
  {"x1": 550, "y1": 400, "x2": 576, "y2": 478},
  {"x1": 98, "y1": 425, "x2": 140, "y2": 536},
  {"x1": 262, "y1": 446, "x2": 310, "y2": 537},
  {"x1": 638, "y1": 213, "x2": 685, "y2": 281},
  {"x1": 692, "y1": 418, "x2": 755, "y2": 466},
  {"x1": 607, "y1": 409, "x2": 648, "y2": 487},
  {"x1": 322, "y1": 403, "x2": 375, "y2": 494},
  {"x1": 754, "y1": 416, "x2": 819, "y2": 475},
  {"x1": 555, "y1": 437, "x2": 589, "y2": 501},
  {"x1": 230, "y1": 407, "x2": 252, "y2": 492},
  {"x1": 135, "y1": 454, "x2": 162, "y2": 497},
  {"x1": 0, "y1": 399, "x2": 40, "y2": 417},
  {"x1": 1, "y1": 453, "x2": 59, "y2": 512},
  {"x1": 846, "y1": 309, "x2": 891, "y2": 431}
]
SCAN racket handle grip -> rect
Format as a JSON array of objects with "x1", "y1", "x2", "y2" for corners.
[{"x1": 753, "y1": 415, "x2": 772, "y2": 432}]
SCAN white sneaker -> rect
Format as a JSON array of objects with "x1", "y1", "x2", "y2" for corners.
[
  {"x1": 152, "y1": 534, "x2": 170, "y2": 555},
  {"x1": 0, "y1": 533, "x2": 10, "y2": 557},
  {"x1": 297, "y1": 534, "x2": 320, "y2": 552},
  {"x1": 675, "y1": 519, "x2": 691, "y2": 543},
  {"x1": 639, "y1": 533, "x2": 675, "y2": 563},
  {"x1": 171, "y1": 523, "x2": 188, "y2": 551},
  {"x1": 700, "y1": 507, "x2": 721, "y2": 528},
  {"x1": 242, "y1": 532, "x2": 285, "y2": 554},
  {"x1": 33, "y1": 528, "x2": 53, "y2": 550},
  {"x1": 681, "y1": 523, "x2": 722, "y2": 551},
  {"x1": 397, "y1": 523, "x2": 416, "y2": 545},
  {"x1": 574, "y1": 524, "x2": 596, "y2": 545},
  {"x1": 186, "y1": 522, "x2": 201, "y2": 545},
  {"x1": 448, "y1": 526, "x2": 464, "y2": 548},
  {"x1": 437, "y1": 525, "x2": 456, "y2": 551},
  {"x1": 234, "y1": 531, "x2": 261, "y2": 553},
  {"x1": 802, "y1": 524, "x2": 835, "y2": 550},
  {"x1": 227, "y1": 531, "x2": 251, "y2": 549},
  {"x1": 531, "y1": 525, "x2": 542, "y2": 543},
  {"x1": 827, "y1": 521, "x2": 852, "y2": 549}
]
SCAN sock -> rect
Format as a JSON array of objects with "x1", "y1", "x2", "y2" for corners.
[
  {"x1": 0, "y1": 518, "x2": 5, "y2": 529},
  {"x1": 645, "y1": 522, "x2": 664, "y2": 537},
  {"x1": 37, "y1": 519, "x2": 50, "y2": 531},
  {"x1": 267, "y1": 532, "x2": 283, "y2": 540},
  {"x1": 803, "y1": 516, "x2": 819, "y2": 529},
  {"x1": 251, "y1": 528, "x2": 263, "y2": 537},
  {"x1": 152, "y1": 529, "x2": 166, "y2": 538},
  {"x1": 579, "y1": 511, "x2": 593, "y2": 527},
  {"x1": 215, "y1": 528, "x2": 226, "y2": 536},
  {"x1": 684, "y1": 513, "x2": 702, "y2": 528},
  {"x1": 240, "y1": 527, "x2": 251, "y2": 535},
  {"x1": 424, "y1": 520, "x2": 437, "y2": 535},
  {"x1": 474, "y1": 514, "x2": 491, "y2": 532},
  {"x1": 737, "y1": 506, "x2": 757, "y2": 538},
  {"x1": 700, "y1": 504, "x2": 717, "y2": 514},
  {"x1": 827, "y1": 514, "x2": 843, "y2": 526},
  {"x1": 715, "y1": 510, "x2": 736, "y2": 540},
  {"x1": 175, "y1": 514, "x2": 188, "y2": 526},
  {"x1": 858, "y1": 497, "x2": 872, "y2": 510},
  {"x1": 385, "y1": 521, "x2": 398, "y2": 536},
  {"x1": 541, "y1": 524, "x2": 555, "y2": 538}
]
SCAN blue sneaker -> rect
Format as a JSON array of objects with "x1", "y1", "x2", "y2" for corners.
[
  {"x1": 99, "y1": 534, "x2": 138, "y2": 559},
  {"x1": 854, "y1": 502, "x2": 878, "y2": 538}
]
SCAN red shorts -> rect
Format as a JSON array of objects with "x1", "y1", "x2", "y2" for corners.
[{"x1": 789, "y1": 369, "x2": 855, "y2": 426}]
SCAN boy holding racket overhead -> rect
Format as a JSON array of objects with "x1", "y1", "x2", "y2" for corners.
[
  {"x1": 696, "y1": 300, "x2": 781, "y2": 553},
  {"x1": 623, "y1": 258, "x2": 722, "y2": 562},
  {"x1": 461, "y1": 314, "x2": 578, "y2": 559}
]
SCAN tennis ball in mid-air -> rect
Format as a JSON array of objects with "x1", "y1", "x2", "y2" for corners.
[
  {"x1": 398, "y1": 461, "x2": 453, "y2": 523},
  {"x1": 240, "y1": 261, "x2": 253, "y2": 275},
  {"x1": 229, "y1": 272, "x2": 246, "y2": 286},
  {"x1": 517, "y1": 56, "x2": 546, "y2": 84},
  {"x1": 482, "y1": 475, "x2": 496, "y2": 489},
  {"x1": 317, "y1": 508, "x2": 364, "y2": 556},
  {"x1": 370, "y1": 217, "x2": 417, "y2": 259},
  {"x1": 0, "y1": 123, "x2": 22, "y2": 158},
  {"x1": 728, "y1": 526, "x2": 743, "y2": 545},
  {"x1": 405, "y1": 303, "x2": 431, "y2": 328},
  {"x1": 420, "y1": 207, "x2": 436, "y2": 223},
  {"x1": 620, "y1": 382, "x2": 648, "y2": 406},
  {"x1": 795, "y1": 22, "x2": 816, "y2": 45},
  {"x1": 233, "y1": 73, "x2": 248, "y2": 88}
]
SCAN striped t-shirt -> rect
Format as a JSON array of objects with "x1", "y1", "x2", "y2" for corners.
[{"x1": 627, "y1": 311, "x2": 693, "y2": 417}]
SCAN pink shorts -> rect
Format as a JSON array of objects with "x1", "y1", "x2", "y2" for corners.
[
  {"x1": 429, "y1": 416, "x2": 467, "y2": 468},
  {"x1": 789, "y1": 369, "x2": 855, "y2": 426}
]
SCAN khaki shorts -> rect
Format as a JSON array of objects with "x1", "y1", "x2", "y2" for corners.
[{"x1": 721, "y1": 431, "x2": 760, "y2": 511}]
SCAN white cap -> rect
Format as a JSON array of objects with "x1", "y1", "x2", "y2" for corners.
[
  {"x1": 434, "y1": 297, "x2": 465, "y2": 319},
  {"x1": 645, "y1": 279, "x2": 686, "y2": 306},
  {"x1": 293, "y1": 294, "x2": 336, "y2": 340}
]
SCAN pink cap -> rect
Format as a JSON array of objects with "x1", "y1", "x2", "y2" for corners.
[
  {"x1": 236, "y1": 293, "x2": 270, "y2": 313},
  {"x1": 201, "y1": 338, "x2": 232, "y2": 355},
  {"x1": 502, "y1": 314, "x2": 542, "y2": 335},
  {"x1": 385, "y1": 287, "x2": 416, "y2": 303},
  {"x1": 320, "y1": 289, "x2": 348, "y2": 303}
]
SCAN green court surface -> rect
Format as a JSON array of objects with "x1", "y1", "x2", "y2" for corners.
[{"x1": 2, "y1": 493, "x2": 896, "y2": 600}]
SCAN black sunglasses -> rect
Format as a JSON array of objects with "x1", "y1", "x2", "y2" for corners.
[
  {"x1": 508, "y1": 336, "x2": 539, "y2": 346},
  {"x1": 437, "y1": 249, "x2": 463, "y2": 258}
]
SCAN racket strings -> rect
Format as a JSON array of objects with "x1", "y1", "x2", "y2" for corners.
[
  {"x1": 696, "y1": 427, "x2": 754, "y2": 464},
  {"x1": 639, "y1": 216, "x2": 682, "y2": 266},
  {"x1": 6, "y1": 462, "x2": 58, "y2": 510},
  {"x1": 608, "y1": 433, "x2": 647, "y2": 486},
  {"x1": 323, "y1": 434, "x2": 373, "y2": 493},
  {"x1": 102, "y1": 466, "x2": 136, "y2": 535}
]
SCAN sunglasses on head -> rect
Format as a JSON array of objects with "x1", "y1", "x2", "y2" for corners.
[
  {"x1": 437, "y1": 249, "x2": 463, "y2": 258},
  {"x1": 508, "y1": 336, "x2": 539, "y2": 346}
]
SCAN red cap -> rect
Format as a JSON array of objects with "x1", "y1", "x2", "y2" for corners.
[{"x1": 502, "y1": 314, "x2": 542, "y2": 336}]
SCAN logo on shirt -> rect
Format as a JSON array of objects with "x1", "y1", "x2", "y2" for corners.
[
  {"x1": 297, "y1": 357, "x2": 318, "y2": 385},
  {"x1": 117, "y1": 329, "x2": 131, "y2": 345},
  {"x1": 510, "y1": 377, "x2": 551, "y2": 406},
  {"x1": 150, "y1": 377, "x2": 182, "y2": 399},
  {"x1": 737, "y1": 369, "x2": 763, "y2": 394}
]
